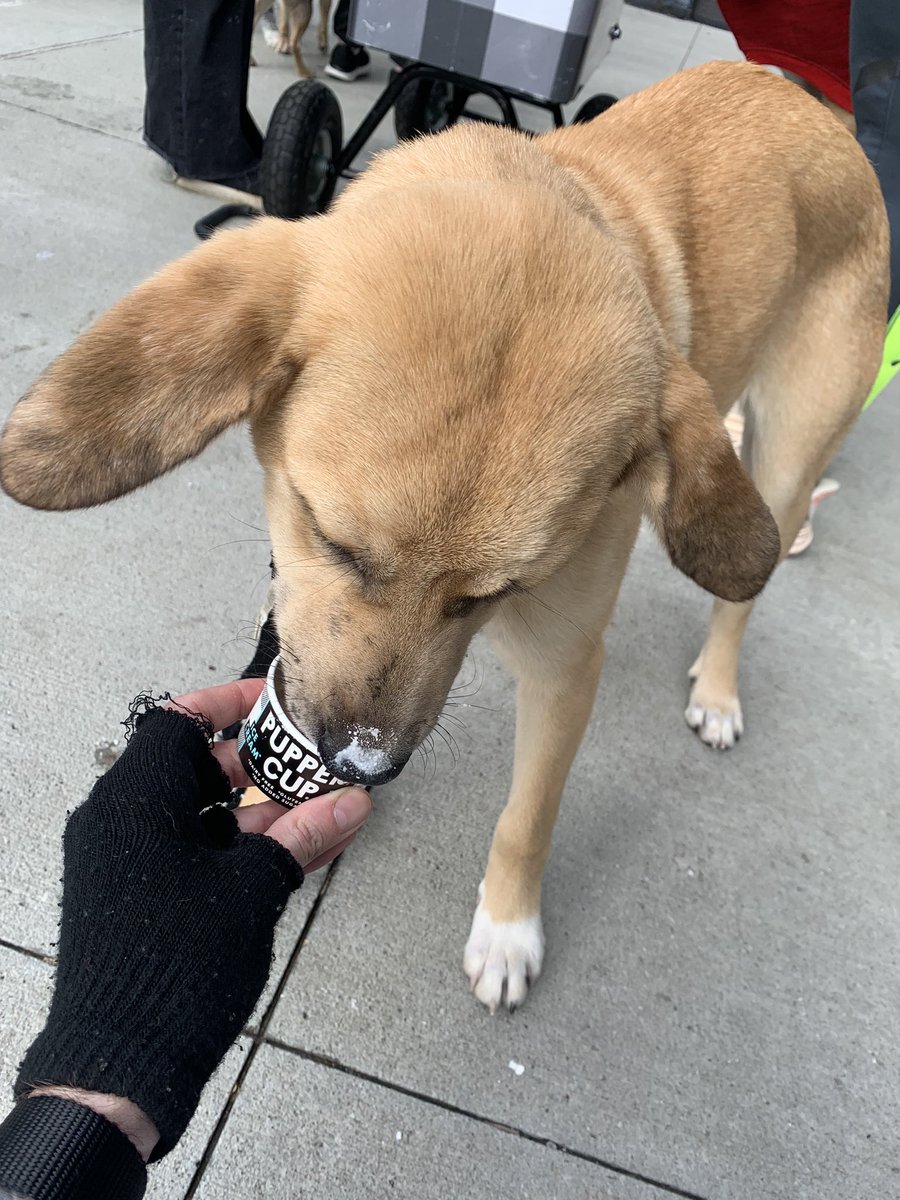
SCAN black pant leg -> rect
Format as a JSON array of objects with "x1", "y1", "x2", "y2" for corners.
[
  {"x1": 333, "y1": 0, "x2": 359, "y2": 49},
  {"x1": 143, "y1": 0, "x2": 263, "y2": 181},
  {"x1": 851, "y1": 0, "x2": 900, "y2": 315}
]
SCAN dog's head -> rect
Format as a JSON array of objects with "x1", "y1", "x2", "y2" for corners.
[{"x1": 0, "y1": 191, "x2": 778, "y2": 783}]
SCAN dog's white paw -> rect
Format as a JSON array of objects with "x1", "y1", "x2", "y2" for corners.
[
  {"x1": 463, "y1": 884, "x2": 544, "y2": 1013},
  {"x1": 685, "y1": 689, "x2": 743, "y2": 749}
]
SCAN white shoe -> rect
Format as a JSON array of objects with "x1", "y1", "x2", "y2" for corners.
[
  {"x1": 172, "y1": 175, "x2": 262, "y2": 210},
  {"x1": 788, "y1": 479, "x2": 840, "y2": 556}
]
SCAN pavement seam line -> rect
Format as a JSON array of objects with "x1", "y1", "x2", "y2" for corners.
[
  {"x1": 0, "y1": 936, "x2": 56, "y2": 967},
  {"x1": 0, "y1": 96, "x2": 138, "y2": 145},
  {"x1": 262, "y1": 1038, "x2": 712, "y2": 1200},
  {"x1": 0, "y1": 29, "x2": 142, "y2": 61},
  {"x1": 181, "y1": 857, "x2": 343, "y2": 1200},
  {"x1": 676, "y1": 24, "x2": 701, "y2": 73}
]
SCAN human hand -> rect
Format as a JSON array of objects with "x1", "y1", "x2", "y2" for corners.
[
  {"x1": 169, "y1": 677, "x2": 372, "y2": 871},
  {"x1": 15, "y1": 682, "x2": 371, "y2": 1162}
]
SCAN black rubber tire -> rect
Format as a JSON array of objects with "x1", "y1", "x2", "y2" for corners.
[
  {"x1": 394, "y1": 78, "x2": 462, "y2": 141},
  {"x1": 572, "y1": 93, "x2": 618, "y2": 124},
  {"x1": 261, "y1": 80, "x2": 343, "y2": 218}
]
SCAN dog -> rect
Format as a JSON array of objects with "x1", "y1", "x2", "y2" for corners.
[
  {"x1": 251, "y1": 0, "x2": 332, "y2": 79},
  {"x1": 0, "y1": 62, "x2": 888, "y2": 1013}
]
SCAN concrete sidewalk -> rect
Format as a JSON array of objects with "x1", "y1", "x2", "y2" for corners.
[{"x1": 1, "y1": 6, "x2": 898, "y2": 1198}]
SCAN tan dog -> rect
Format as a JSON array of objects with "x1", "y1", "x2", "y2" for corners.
[
  {"x1": 252, "y1": 0, "x2": 332, "y2": 79},
  {"x1": 0, "y1": 63, "x2": 887, "y2": 1012}
]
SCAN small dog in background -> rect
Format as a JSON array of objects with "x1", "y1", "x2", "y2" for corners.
[{"x1": 252, "y1": 0, "x2": 332, "y2": 79}]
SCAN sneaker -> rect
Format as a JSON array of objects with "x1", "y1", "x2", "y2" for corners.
[
  {"x1": 723, "y1": 407, "x2": 745, "y2": 454},
  {"x1": 172, "y1": 167, "x2": 262, "y2": 210},
  {"x1": 787, "y1": 478, "x2": 840, "y2": 556},
  {"x1": 325, "y1": 43, "x2": 370, "y2": 81}
]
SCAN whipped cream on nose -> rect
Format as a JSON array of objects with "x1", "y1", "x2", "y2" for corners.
[{"x1": 332, "y1": 726, "x2": 392, "y2": 776}]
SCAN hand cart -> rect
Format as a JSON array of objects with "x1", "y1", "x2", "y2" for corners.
[{"x1": 197, "y1": 0, "x2": 624, "y2": 235}]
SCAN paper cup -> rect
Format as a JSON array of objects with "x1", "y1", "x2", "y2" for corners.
[{"x1": 237, "y1": 656, "x2": 352, "y2": 807}]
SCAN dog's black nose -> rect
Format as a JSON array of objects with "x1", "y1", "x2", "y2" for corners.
[{"x1": 318, "y1": 728, "x2": 410, "y2": 788}]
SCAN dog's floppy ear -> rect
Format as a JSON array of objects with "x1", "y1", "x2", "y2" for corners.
[
  {"x1": 638, "y1": 354, "x2": 781, "y2": 602},
  {"x1": 0, "y1": 217, "x2": 302, "y2": 510}
]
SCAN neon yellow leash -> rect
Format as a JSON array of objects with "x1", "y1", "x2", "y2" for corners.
[{"x1": 864, "y1": 305, "x2": 900, "y2": 409}]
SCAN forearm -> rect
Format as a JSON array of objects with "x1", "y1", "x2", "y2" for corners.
[{"x1": 0, "y1": 1092, "x2": 150, "y2": 1200}]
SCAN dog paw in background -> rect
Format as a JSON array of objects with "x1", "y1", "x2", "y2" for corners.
[
  {"x1": 252, "y1": 0, "x2": 329, "y2": 77},
  {"x1": 685, "y1": 650, "x2": 744, "y2": 750},
  {"x1": 260, "y1": 4, "x2": 288, "y2": 51},
  {"x1": 463, "y1": 882, "x2": 545, "y2": 1014}
]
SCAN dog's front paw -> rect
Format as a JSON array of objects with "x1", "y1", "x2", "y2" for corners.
[
  {"x1": 463, "y1": 884, "x2": 544, "y2": 1013},
  {"x1": 274, "y1": 35, "x2": 291, "y2": 54},
  {"x1": 685, "y1": 680, "x2": 743, "y2": 749}
]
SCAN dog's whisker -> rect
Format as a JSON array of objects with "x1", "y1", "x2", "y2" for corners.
[
  {"x1": 251, "y1": 567, "x2": 276, "y2": 598},
  {"x1": 461, "y1": 654, "x2": 479, "y2": 694},
  {"x1": 207, "y1": 537, "x2": 273, "y2": 554},
  {"x1": 276, "y1": 645, "x2": 306, "y2": 675},
  {"x1": 444, "y1": 699, "x2": 499, "y2": 713},
  {"x1": 276, "y1": 553, "x2": 343, "y2": 570},
  {"x1": 224, "y1": 512, "x2": 269, "y2": 535},
  {"x1": 220, "y1": 633, "x2": 268, "y2": 654},
  {"x1": 449, "y1": 653, "x2": 480, "y2": 698},
  {"x1": 227, "y1": 622, "x2": 264, "y2": 640},
  {"x1": 450, "y1": 654, "x2": 486, "y2": 701},
  {"x1": 520, "y1": 587, "x2": 598, "y2": 648},
  {"x1": 439, "y1": 710, "x2": 472, "y2": 741},
  {"x1": 418, "y1": 734, "x2": 436, "y2": 781},
  {"x1": 430, "y1": 734, "x2": 441, "y2": 781},
  {"x1": 302, "y1": 566, "x2": 358, "y2": 602},
  {"x1": 434, "y1": 720, "x2": 461, "y2": 766},
  {"x1": 431, "y1": 721, "x2": 457, "y2": 766},
  {"x1": 415, "y1": 744, "x2": 429, "y2": 777},
  {"x1": 505, "y1": 601, "x2": 543, "y2": 648},
  {"x1": 449, "y1": 679, "x2": 484, "y2": 700}
]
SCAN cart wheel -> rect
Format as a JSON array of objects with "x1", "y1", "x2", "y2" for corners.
[
  {"x1": 261, "y1": 80, "x2": 343, "y2": 218},
  {"x1": 394, "y1": 79, "x2": 462, "y2": 141},
  {"x1": 571, "y1": 94, "x2": 617, "y2": 124}
]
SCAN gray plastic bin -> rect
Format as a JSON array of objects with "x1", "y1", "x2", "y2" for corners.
[{"x1": 348, "y1": 0, "x2": 625, "y2": 104}]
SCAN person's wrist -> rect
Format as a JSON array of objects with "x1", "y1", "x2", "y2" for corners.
[{"x1": 25, "y1": 1087, "x2": 159, "y2": 1162}]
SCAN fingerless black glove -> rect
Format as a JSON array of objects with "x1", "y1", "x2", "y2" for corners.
[{"x1": 15, "y1": 706, "x2": 303, "y2": 1159}]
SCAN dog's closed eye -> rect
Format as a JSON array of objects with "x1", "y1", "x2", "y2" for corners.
[
  {"x1": 445, "y1": 582, "x2": 520, "y2": 620},
  {"x1": 292, "y1": 488, "x2": 376, "y2": 582},
  {"x1": 315, "y1": 527, "x2": 364, "y2": 572}
]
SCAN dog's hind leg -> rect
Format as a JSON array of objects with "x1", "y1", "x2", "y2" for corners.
[
  {"x1": 464, "y1": 491, "x2": 641, "y2": 1012},
  {"x1": 686, "y1": 263, "x2": 885, "y2": 748},
  {"x1": 289, "y1": 0, "x2": 314, "y2": 77},
  {"x1": 317, "y1": 0, "x2": 332, "y2": 54},
  {"x1": 274, "y1": 0, "x2": 291, "y2": 54},
  {"x1": 249, "y1": 0, "x2": 271, "y2": 66}
]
